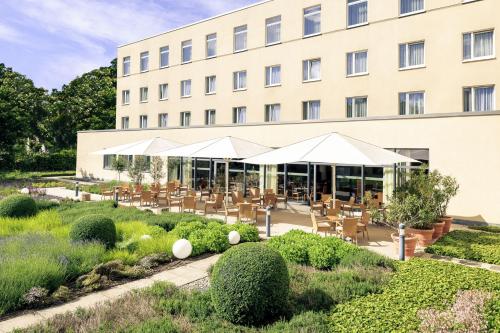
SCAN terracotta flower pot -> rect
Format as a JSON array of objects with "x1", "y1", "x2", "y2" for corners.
[
  {"x1": 408, "y1": 227, "x2": 435, "y2": 247},
  {"x1": 432, "y1": 221, "x2": 445, "y2": 240},
  {"x1": 440, "y1": 216, "x2": 453, "y2": 234},
  {"x1": 391, "y1": 233, "x2": 418, "y2": 258}
]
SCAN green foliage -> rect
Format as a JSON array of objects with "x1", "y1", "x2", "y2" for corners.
[
  {"x1": 329, "y1": 258, "x2": 500, "y2": 332},
  {"x1": 111, "y1": 156, "x2": 127, "y2": 181},
  {"x1": 204, "y1": 224, "x2": 230, "y2": 253},
  {"x1": 188, "y1": 229, "x2": 208, "y2": 256},
  {"x1": 0, "y1": 170, "x2": 75, "y2": 181},
  {"x1": 469, "y1": 225, "x2": 500, "y2": 234},
  {"x1": 0, "y1": 194, "x2": 38, "y2": 218},
  {"x1": 211, "y1": 243, "x2": 290, "y2": 325},
  {"x1": 171, "y1": 221, "x2": 207, "y2": 239},
  {"x1": 69, "y1": 214, "x2": 117, "y2": 248},
  {"x1": 426, "y1": 230, "x2": 500, "y2": 264},
  {"x1": 150, "y1": 156, "x2": 165, "y2": 184},
  {"x1": 35, "y1": 199, "x2": 60, "y2": 212},
  {"x1": 0, "y1": 234, "x2": 104, "y2": 315},
  {"x1": 123, "y1": 317, "x2": 178, "y2": 333},
  {"x1": 226, "y1": 223, "x2": 260, "y2": 242},
  {"x1": 308, "y1": 242, "x2": 337, "y2": 270},
  {"x1": 127, "y1": 156, "x2": 149, "y2": 185},
  {"x1": 14, "y1": 149, "x2": 76, "y2": 172}
]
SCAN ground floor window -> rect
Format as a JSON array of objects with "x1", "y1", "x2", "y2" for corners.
[{"x1": 103, "y1": 155, "x2": 114, "y2": 170}]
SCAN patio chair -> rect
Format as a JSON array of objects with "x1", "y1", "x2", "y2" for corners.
[
  {"x1": 223, "y1": 201, "x2": 239, "y2": 223},
  {"x1": 199, "y1": 186, "x2": 210, "y2": 202},
  {"x1": 100, "y1": 185, "x2": 114, "y2": 200},
  {"x1": 321, "y1": 194, "x2": 332, "y2": 206},
  {"x1": 263, "y1": 193, "x2": 277, "y2": 208},
  {"x1": 156, "y1": 189, "x2": 169, "y2": 208},
  {"x1": 264, "y1": 188, "x2": 274, "y2": 195},
  {"x1": 249, "y1": 187, "x2": 261, "y2": 204},
  {"x1": 167, "y1": 193, "x2": 183, "y2": 212},
  {"x1": 231, "y1": 191, "x2": 244, "y2": 205},
  {"x1": 140, "y1": 191, "x2": 153, "y2": 207},
  {"x1": 182, "y1": 195, "x2": 196, "y2": 213},
  {"x1": 310, "y1": 198, "x2": 324, "y2": 216},
  {"x1": 204, "y1": 193, "x2": 224, "y2": 215},
  {"x1": 336, "y1": 217, "x2": 359, "y2": 244},
  {"x1": 357, "y1": 210, "x2": 370, "y2": 240},
  {"x1": 342, "y1": 197, "x2": 356, "y2": 216},
  {"x1": 310, "y1": 212, "x2": 332, "y2": 236},
  {"x1": 276, "y1": 191, "x2": 287, "y2": 209},
  {"x1": 167, "y1": 181, "x2": 176, "y2": 193},
  {"x1": 129, "y1": 188, "x2": 141, "y2": 206},
  {"x1": 238, "y1": 203, "x2": 256, "y2": 224},
  {"x1": 213, "y1": 184, "x2": 221, "y2": 194}
]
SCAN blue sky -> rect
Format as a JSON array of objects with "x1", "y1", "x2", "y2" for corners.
[{"x1": 0, "y1": 0, "x2": 259, "y2": 90}]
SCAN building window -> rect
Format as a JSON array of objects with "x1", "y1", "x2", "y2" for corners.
[
  {"x1": 463, "y1": 30, "x2": 494, "y2": 61},
  {"x1": 266, "y1": 16, "x2": 281, "y2": 45},
  {"x1": 302, "y1": 100, "x2": 320, "y2": 120},
  {"x1": 399, "y1": 92, "x2": 425, "y2": 115},
  {"x1": 303, "y1": 59, "x2": 321, "y2": 82},
  {"x1": 159, "y1": 84, "x2": 168, "y2": 100},
  {"x1": 122, "y1": 56, "x2": 130, "y2": 76},
  {"x1": 122, "y1": 90, "x2": 130, "y2": 105},
  {"x1": 180, "y1": 112, "x2": 191, "y2": 127},
  {"x1": 464, "y1": 86, "x2": 495, "y2": 112},
  {"x1": 265, "y1": 104, "x2": 281, "y2": 122},
  {"x1": 158, "y1": 113, "x2": 168, "y2": 128},
  {"x1": 121, "y1": 117, "x2": 129, "y2": 129},
  {"x1": 160, "y1": 46, "x2": 169, "y2": 68},
  {"x1": 103, "y1": 155, "x2": 114, "y2": 170},
  {"x1": 347, "y1": 51, "x2": 368, "y2": 76},
  {"x1": 140, "y1": 51, "x2": 149, "y2": 72},
  {"x1": 400, "y1": 0, "x2": 424, "y2": 15},
  {"x1": 234, "y1": 25, "x2": 247, "y2": 52},
  {"x1": 139, "y1": 87, "x2": 148, "y2": 103},
  {"x1": 346, "y1": 97, "x2": 368, "y2": 118},
  {"x1": 233, "y1": 107, "x2": 247, "y2": 124},
  {"x1": 348, "y1": 0, "x2": 368, "y2": 28},
  {"x1": 205, "y1": 76, "x2": 216, "y2": 95},
  {"x1": 181, "y1": 40, "x2": 192, "y2": 63},
  {"x1": 206, "y1": 33, "x2": 217, "y2": 58},
  {"x1": 265, "y1": 65, "x2": 281, "y2": 87},
  {"x1": 233, "y1": 71, "x2": 247, "y2": 91},
  {"x1": 399, "y1": 41, "x2": 425, "y2": 69},
  {"x1": 205, "y1": 109, "x2": 216, "y2": 125},
  {"x1": 304, "y1": 5, "x2": 321, "y2": 37},
  {"x1": 139, "y1": 115, "x2": 148, "y2": 129},
  {"x1": 181, "y1": 80, "x2": 191, "y2": 98}
]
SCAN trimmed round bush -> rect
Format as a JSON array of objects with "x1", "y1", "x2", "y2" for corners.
[
  {"x1": 308, "y1": 243, "x2": 337, "y2": 270},
  {"x1": 0, "y1": 195, "x2": 38, "y2": 218},
  {"x1": 226, "y1": 223, "x2": 260, "y2": 242},
  {"x1": 204, "y1": 226, "x2": 230, "y2": 253},
  {"x1": 211, "y1": 243, "x2": 289, "y2": 325},
  {"x1": 188, "y1": 229, "x2": 208, "y2": 256},
  {"x1": 69, "y1": 214, "x2": 116, "y2": 248}
]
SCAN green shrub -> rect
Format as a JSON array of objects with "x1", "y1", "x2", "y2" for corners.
[
  {"x1": 469, "y1": 225, "x2": 500, "y2": 234},
  {"x1": 188, "y1": 229, "x2": 208, "y2": 256},
  {"x1": 204, "y1": 223, "x2": 230, "y2": 253},
  {"x1": 0, "y1": 195, "x2": 38, "y2": 218},
  {"x1": 339, "y1": 249, "x2": 395, "y2": 270},
  {"x1": 226, "y1": 223, "x2": 260, "y2": 242},
  {"x1": 211, "y1": 243, "x2": 290, "y2": 326},
  {"x1": 426, "y1": 230, "x2": 500, "y2": 265},
  {"x1": 14, "y1": 149, "x2": 76, "y2": 172},
  {"x1": 171, "y1": 221, "x2": 206, "y2": 239},
  {"x1": 330, "y1": 259, "x2": 500, "y2": 332},
  {"x1": 308, "y1": 243, "x2": 337, "y2": 270},
  {"x1": 263, "y1": 311, "x2": 330, "y2": 333},
  {"x1": 69, "y1": 214, "x2": 117, "y2": 248},
  {"x1": 124, "y1": 317, "x2": 178, "y2": 333},
  {"x1": 35, "y1": 199, "x2": 60, "y2": 212}
]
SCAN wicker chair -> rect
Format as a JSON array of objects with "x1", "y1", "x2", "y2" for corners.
[
  {"x1": 223, "y1": 201, "x2": 239, "y2": 223},
  {"x1": 140, "y1": 191, "x2": 153, "y2": 207},
  {"x1": 100, "y1": 185, "x2": 114, "y2": 200},
  {"x1": 336, "y1": 217, "x2": 359, "y2": 244},
  {"x1": 182, "y1": 195, "x2": 196, "y2": 213},
  {"x1": 357, "y1": 210, "x2": 370, "y2": 240},
  {"x1": 204, "y1": 193, "x2": 224, "y2": 215},
  {"x1": 249, "y1": 187, "x2": 261, "y2": 204},
  {"x1": 238, "y1": 203, "x2": 256, "y2": 224},
  {"x1": 310, "y1": 212, "x2": 332, "y2": 236}
]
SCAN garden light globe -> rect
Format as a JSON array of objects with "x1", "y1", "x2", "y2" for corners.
[
  {"x1": 228, "y1": 230, "x2": 240, "y2": 245},
  {"x1": 172, "y1": 239, "x2": 192, "y2": 259},
  {"x1": 20, "y1": 188, "x2": 30, "y2": 195},
  {"x1": 140, "y1": 234, "x2": 152, "y2": 240}
]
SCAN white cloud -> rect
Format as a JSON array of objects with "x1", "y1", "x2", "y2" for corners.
[{"x1": 0, "y1": 22, "x2": 24, "y2": 43}]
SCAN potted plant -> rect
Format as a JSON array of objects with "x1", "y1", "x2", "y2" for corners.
[
  {"x1": 436, "y1": 174, "x2": 459, "y2": 235},
  {"x1": 387, "y1": 167, "x2": 437, "y2": 248}
]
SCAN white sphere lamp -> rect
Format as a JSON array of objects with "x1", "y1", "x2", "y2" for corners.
[
  {"x1": 228, "y1": 230, "x2": 241, "y2": 245},
  {"x1": 20, "y1": 188, "x2": 30, "y2": 195},
  {"x1": 172, "y1": 239, "x2": 192, "y2": 259}
]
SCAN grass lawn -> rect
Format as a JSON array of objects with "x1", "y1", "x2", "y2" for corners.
[
  {"x1": 0, "y1": 201, "x2": 256, "y2": 317},
  {"x1": 0, "y1": 171, "x2": 75, "y2": 182},
  {"x1": 425, "y1": 230, "x2": 500, "y2": 265}
]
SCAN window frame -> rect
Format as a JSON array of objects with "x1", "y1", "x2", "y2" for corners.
[
  {"x1": 139, "y1": 115, "x2": 148, "y2": 129},
  {"x1": 302, "y1": 100, "x2": 321, "y2": 121},
  {"x1": 399, "y1": 91, "x2": 425, "y2": 115},
  {"x1": 233, "y1": 70, "x2": 247, "y2": 91},
  {"x1": 303, "y1": 5, "x2": 321, "y2": 38},
  {"x1": 181, "y1": 40, "x2": 192, "y2": 64},
  {"x1": 180, "y1": 79, "x2": 192, "y2": 98},
  {"x1": 346, "y1": 96, "x2": 368, "y2": 118},
  {"x1": 234, "y1": 25, "x2": 248, "y2": 53},
  {"x1": 121, "y1": 117, "x2": 129, "y2": 130},
  {"x1": 463, "y1": 85, "x2": 496, "y2": 112},
  {"x1": 266, "y1": 15, "x2": 282, "y2": 46},
  {"x1": 399, "y1": 40, "x2": 425, "y2": 70},
  {"x1": 103, "y1": 155, "x2": 114, "y2": 170},
  {"x1": 205, "y1": 75, "x2": 216, "y2": 95},
  {"x1": 122, "y1": 56, "x2": 131, "y2": 76},
  {"x1": 139, "y1": 87, "x2": 148, "y2": 103},
  {"x1": 265, "y1": 65, "x2": 282, "y2": 87},
  {"x1": 347, "y1": 0, "x2": 369, "y2": 29},
  {"x1": 159, "y1": 84, "x2": 168, "y2": 101},
  {"x1": 265, "y1": 104, "x2": 281, "y2": 122},
  {"x1": 303, "y1": 58, "x2": 321, "y2": 82},
  {"x1": 463, "y1": 29, "x2": 495, "y2": 62},
  {"x1": 158, "y1": 113, "x2": 169, "y2": 128},
  {"x1": 140, "y1": 52, "x2": 149, "y2": 73},
  {"x1": 399, "y1": 0, "x2": 425, "y2": 17},
  {"x1": 206, "y1": 33, "x2": 217, "y2": 59},
  {"x1": 346, "y1": 50, "x2": 368, "y2": 77},
  {"x1": 122, "y1": 90, "x2": 130, "y2": 105},
  {"x1": 180, "y1": 111, "x2": 191, "y2": 127},
  {"x1": 232, "y1": 106, "x2": 247, "y2": 124},
  {"x1": 204, "y1": 109, "x2": 216, "y2": 126},
  {"x1": 159, "y1": 46, "x2": 169, "y2": 68}
]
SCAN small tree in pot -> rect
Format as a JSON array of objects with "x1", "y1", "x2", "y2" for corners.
[
  {"x1": 111, "y1": 156, "x2": 127, "y2": 182},
  {"x1": 127, "y1": 156, "x2": 148, "y2": 185},
  {"x1": 150, "y1": 156, "x2": 165, "y2": 185},
  {"x1": 435, "y1": 173, "x2": 459, "y2": 235}
]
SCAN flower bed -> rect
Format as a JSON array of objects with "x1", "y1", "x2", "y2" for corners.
[{"x1": 425, "y1": 230, "x2": 500, "y2": 265}]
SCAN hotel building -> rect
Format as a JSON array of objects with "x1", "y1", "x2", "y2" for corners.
[{"x1": 76, "y1": 0, "x2": 500, "y2": 223}]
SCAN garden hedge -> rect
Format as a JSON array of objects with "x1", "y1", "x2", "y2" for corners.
[
  {"x1": 211, "y1": 243, "x2": 290, "y2": 325},
  {"x1": 70, "y1": 214, "x2": 117, "y2": 248},
  {"x1": 0, "y1": 194, "x2": 38, "y2": 218}
]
